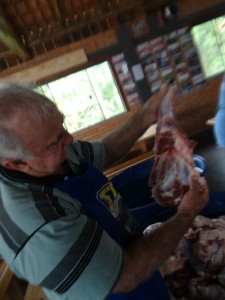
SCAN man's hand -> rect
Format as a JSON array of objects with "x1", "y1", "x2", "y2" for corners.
[
  {"x1": 142, "y1": 83, "x2": 169, "y2": 127},
  {"x1": 113, "y1": 174, "x2": 209, "y2": 294},
  {"x1": 102, "y1": 84, "x2": 170, "y2": 167},
  {"x1": 177, "y1": 174, "x2": 209, "y2": 218}
]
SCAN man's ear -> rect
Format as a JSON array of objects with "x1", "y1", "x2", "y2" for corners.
[{"x1": 1, "y1": 158, "x2": 30, "y2": 173}]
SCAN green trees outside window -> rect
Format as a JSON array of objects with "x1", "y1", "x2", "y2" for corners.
[
  {"x1": 192, "y1": 15, "x2": 225, "y2": 78},
  {"x1": 36, "y1": 61, "x2": 126, "y2": 133}
]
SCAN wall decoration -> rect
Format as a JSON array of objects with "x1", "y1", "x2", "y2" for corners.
[
  {"x1": 136, "y1": 26, "x2": 205, "y2": 95},
  {"x1": 111, "y1": 53, "x2": 140, "y2": 106},
  {"x1": 131, "y1": 63, "x2": 145, "y2": 81}
]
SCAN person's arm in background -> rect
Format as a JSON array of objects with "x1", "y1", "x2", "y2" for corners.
[
  {"x1": 102, "y1": 84, "x2": 169, "y2": 168},
  {"x1": 214, "y1": 74, "x2": 225, "y2": 147},
  {"x1": 112, "y1": 174, "x2": 208, "y2": 293}
]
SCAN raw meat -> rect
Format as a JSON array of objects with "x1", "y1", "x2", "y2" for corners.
[
  {"x1": 160, "y1": 215, "x2": 225, "y2": 300},
  {"x1": 189, "y1": 277, "x2": 225, "y2": 300},
  {"x1": 149, "y1": 86, "x2": 198, "y2": 207},
  {"x1": 160, "y1": 227, "x2": 195, "y2": 276},
  {"x1": 190, "y1": 215, "x2": 225, "y2": 277}
]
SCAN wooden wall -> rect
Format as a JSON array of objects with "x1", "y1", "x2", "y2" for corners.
[{"x1": 176, "y1": 75, "x2": 221, "y2": 137}]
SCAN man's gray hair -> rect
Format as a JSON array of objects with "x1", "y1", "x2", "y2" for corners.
[{"x1": 0, "y1": 82, "x2": 58, "y2": 162}]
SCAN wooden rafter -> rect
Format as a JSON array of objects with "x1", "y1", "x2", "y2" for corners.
[
  {"x1": 50, "y1": 0, "x2": 63, "y2": 23},
  {"x1": 0, "y1": 7, "x2": 30, "y2": 61}
]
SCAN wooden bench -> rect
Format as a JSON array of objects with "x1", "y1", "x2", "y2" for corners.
[
  {"x1": 104, "y1": 138, "x2": 197, "y2": 180},
  {"x1": 24, "y1": 284, "x2": 48, "y2": 300},
  {"x1": 104, "y1": 149, "x2": 156, "y2": 179},
  {"x1": 0, "y1": 257, "x2": 48, "y2": 300},
  {"x1": 103, "y1": 124, "x2": 157, "y2": 180}
]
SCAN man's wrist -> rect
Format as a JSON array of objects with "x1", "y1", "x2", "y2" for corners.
[{"x1": 175, "y1": 210, "x2": 197, "y2": 224}]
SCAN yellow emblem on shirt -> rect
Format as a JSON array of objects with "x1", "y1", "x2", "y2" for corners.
[{"x1": 96, "y1": 182, "x2": 121, "y2": 217}]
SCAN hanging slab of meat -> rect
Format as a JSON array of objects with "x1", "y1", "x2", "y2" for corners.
[{"x1": 149, "y1": 86, "x2": 198, "y2": 207}]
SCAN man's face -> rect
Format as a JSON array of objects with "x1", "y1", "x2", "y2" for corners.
[{"x1": 15, "y1": 108, "x2": 73, "y2": 177}]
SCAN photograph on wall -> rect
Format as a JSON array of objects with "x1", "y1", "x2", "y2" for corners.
[
  {"x1": 147, "y1": 69, "x2": 160, "y2": 83},
  {"x1": 136, "y1": 42, "x2": 151, "y2": 59},
  {"x1": 145, "y1": 63, "x2": 160, "y2": 83},
  {"x1": 185, "y1": 48, "x2": 198, "y2": 60},
  {"x1": 111, "y1": 53, "x2": 140, "y2": 106},
  {"x1": 118, "y1": 72, "x2": 133, "y2": 86},
  {"x1": 172, "y1": 52, "x2": 184, "y2": 65},
  {"x1": 176, "y1": 62, "x2": 189, "y2": 77},
  {"x1": 180, "y1": 34, "x2": 193, "y2": 50},
  {"x1": 191, "y1": 65, "x2": 203, "y2": 77},
  {"x1": 192, "y1": 73, "x2": 205, "y2": 87},
  {"x1": 188, "y1": 57, "x2": 201, "y2": 68},
  {"x1": 140, "y1": 55, "x2": 154, "y2": 66},
  {"x1": 123, "y1": 80, "x2": 140, "y2": 105},
  {"x1": 167, "y1": 42, "x2": 181, "y2": 55},
  {"x1": 177, "y1": 71, "x2": 190, "y2": 83},
  {"x1": 111, "y1": 53, "x2": 126, "y2": 65},
  {"x1": 113, "y1": 60, "x2": 128, "y2": 75},
  {"x1": 165, "y1": 31, "x2": 177, "y2": 44},
  {"x1": 155, "y1": 49, "x2": 170, "y2": 69},
  {"x1": 123, "y1": 82, "x2": 137, "y2": 96},
  {"x1": 150, "y1": 37, "x2": 164, "y2": 52},
  {"x1": 177, "y1": 72, "x2": 193, "y2": 94},
  {"x1": 177, "y1": 26, "x2": 189, "y2": 36},
  {"x1": 151, "y1": 80, "x2": 162, "y2": 93},
  {"x1": 161, "y1": 67, "x2": 175, "y2": 84},
  {"x1": 126, "y1": 92, "x2": 140, "y2": 106},
  {"x1": 181, "y1": 80, "x2": 193, "y2": 94}
]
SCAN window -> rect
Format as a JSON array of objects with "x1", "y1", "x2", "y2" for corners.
[
  {"x1": 36, "y1": 61, "x2": 126, "y2": 133},
  {"x1": 191, "y1": 15, "x2": 225, "y2": 78}
]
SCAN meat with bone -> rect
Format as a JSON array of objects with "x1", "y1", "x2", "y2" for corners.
[{"x1": 149, "y1": 86, "x2": 198, "y2": 207}]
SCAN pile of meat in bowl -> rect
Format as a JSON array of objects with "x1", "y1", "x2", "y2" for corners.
[{"x1": 159, "y1": 215, "x2": 225, "y2": 300}]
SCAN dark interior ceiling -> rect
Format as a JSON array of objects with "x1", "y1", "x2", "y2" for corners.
[{"x1": 0, "y1": 0, "x2": 179, "y2": 68}]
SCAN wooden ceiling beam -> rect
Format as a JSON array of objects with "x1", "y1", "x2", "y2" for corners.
[
  {"x1": 50, "y1": 0, "x2": 63, "y2": 24},
  {"x1": 0, "y1": 7, "x2": 30, "y2": 61}
]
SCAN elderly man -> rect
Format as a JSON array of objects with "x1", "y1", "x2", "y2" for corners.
[{"x1": 0, "y1": 82, "x2": 208, "y2": 300}]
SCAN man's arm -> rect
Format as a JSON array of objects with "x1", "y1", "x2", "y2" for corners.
[
  {"x1": 102, "y1": 85, "x2": 169, "y2": 167},
  {"x1": 113, "y1": 175, "x2": 209, "y2": 293}
]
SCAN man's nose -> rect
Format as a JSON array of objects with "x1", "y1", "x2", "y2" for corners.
[{"x1": 62, "y1": 130, "x2": 73, "y2": 145}]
